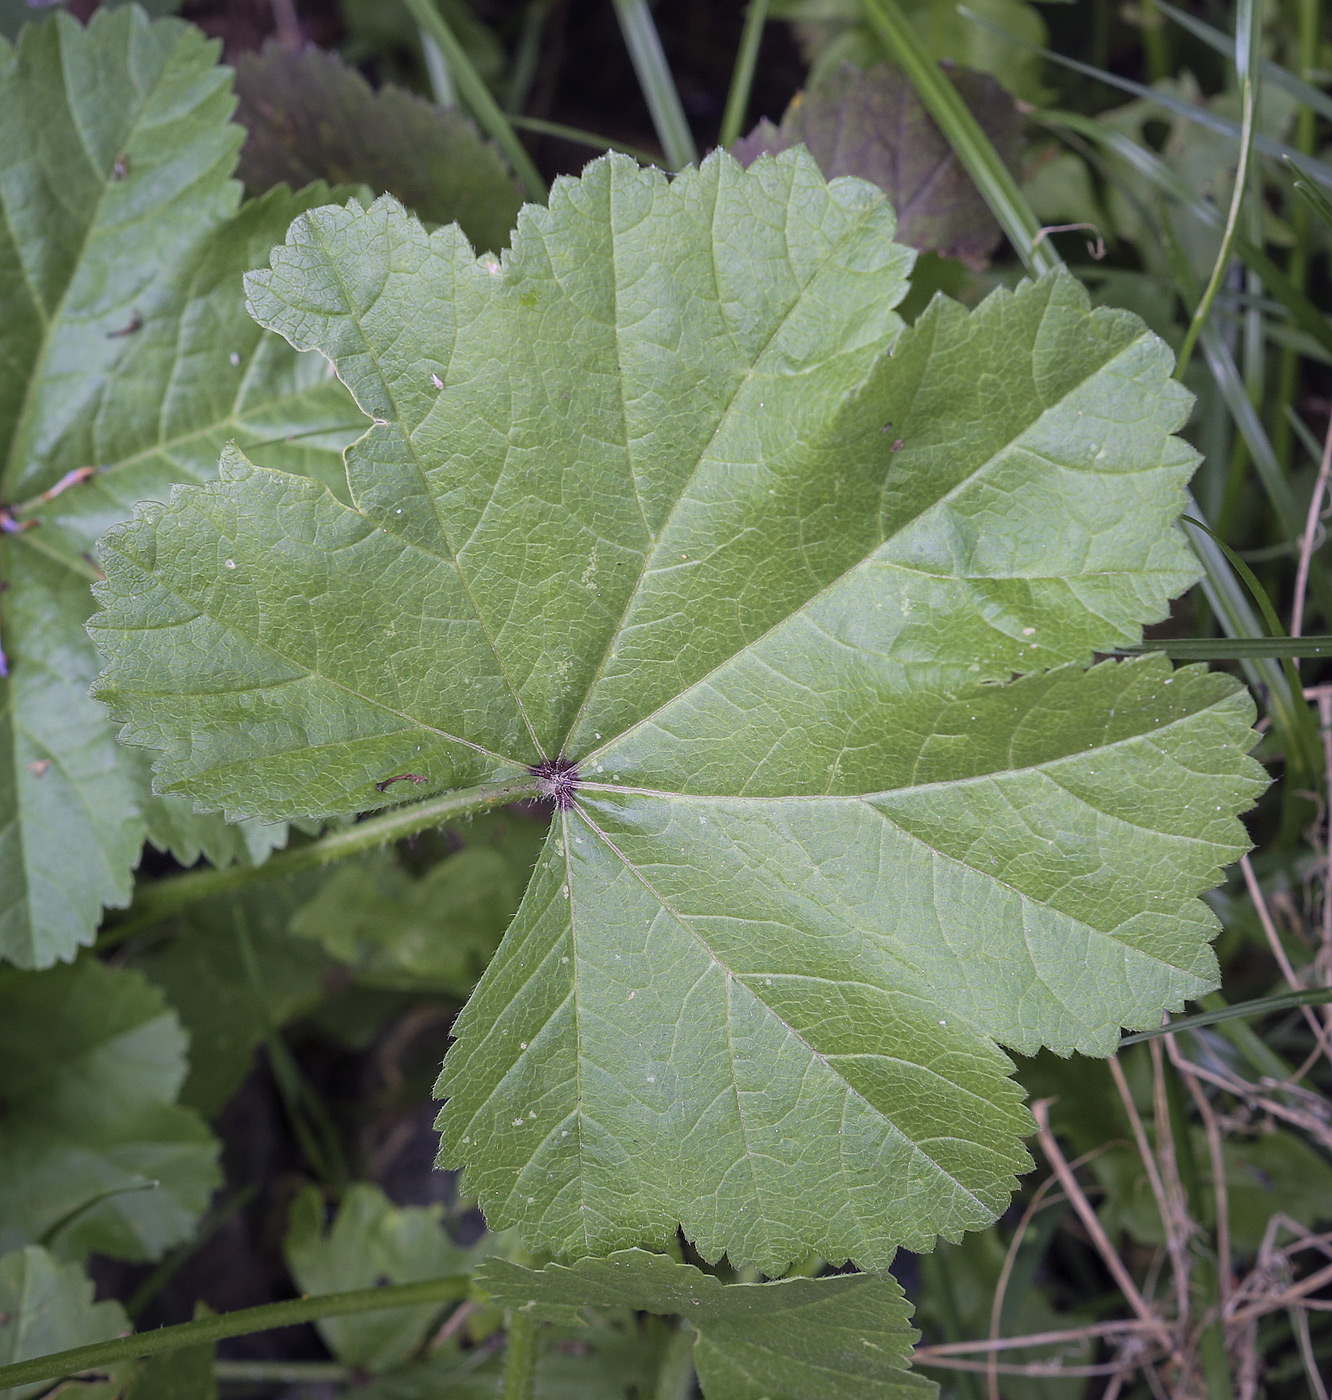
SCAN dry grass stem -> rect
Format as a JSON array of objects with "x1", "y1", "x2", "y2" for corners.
[
  {"x1": 1241, "y1": 854, "x2": 1332, "y2": 1059},
  {"x1": 1031, "y1": 1099, "x2": 1179, "y2": 1356},
  {"x1": 1166, "y1": 1038, "x2": 1233, "y2": 1314}
]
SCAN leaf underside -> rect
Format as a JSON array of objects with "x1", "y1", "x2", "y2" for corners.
[
  {"x1": 478, "y1": 1249, "x2": 931, "y2": 1400},
  {"x1": 0, "y1": 7, "x2": 359, "y2": 968},
  {"x1": 90, "y1": 149, "x2": 1265, "y2": 1271}
]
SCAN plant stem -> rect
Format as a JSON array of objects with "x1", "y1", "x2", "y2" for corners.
[
  {"x1": 858, "y1": 0, "x2": 1059, "y2": 277},
  {"x1": 0, "y1": 1275, "x2": 470, "y2": 1393},
  {"x1": 400, "y1": 0, "x2": 548, "y2": 200},
  {"x1": 1175, "y1": 0, "x2": 1259, "y2": 377},
  {"x1": 654, "y1": 1324, "x2": 696, "y2": 1400},
  {"x1": 213, "y1": 1360, "x2": 349, "y2": 1383},
  {"x1": 502, "y1": 1312, "x2": 540, "y2": 1400},
  {"x1": 100, "y1": 776, "x2": 543, "y2": 946},
  {"x1": 718, "y1": 0, "x2": 769, "y2": 149},
  {"x1": 1139, "y1": 0, "x2": 1170, "y2": 83}
]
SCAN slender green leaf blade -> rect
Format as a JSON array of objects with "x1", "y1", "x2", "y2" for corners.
[
  {"x1": 90, "y1": 151, "x2": 1265, "y2": 1271},
  {"x1": 478, "y1": 1250, "x2": 931, "y2": 1400}
]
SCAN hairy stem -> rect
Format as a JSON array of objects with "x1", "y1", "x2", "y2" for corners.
[
  {"x1": 502, "y1": 1312, "x2": 540, "y2": 1400},
  {"x1": 100, "y1": 776, "x2": 543, "y2": 947}
]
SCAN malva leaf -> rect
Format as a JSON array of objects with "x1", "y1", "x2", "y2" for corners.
[
  {"x1": 234, "y1": 42, "x2": 522, "y2": 254},
  {"x1": 288, "y1": 813, "x2": 547, "y2": 993},
  {"x1": 123, "y1": 1341, "x2": 217, "y2": 1400},
  {"x1": 0, "y1": 958, "x2": 220, "y2": 1263},
  {"x1": 137, "y1": 876, "x2": 333, "y2": 1115},
  {"x1": 733, "y1": 62, "x2": 1022, "y2": 267},
  {"x1": 89, "y1": 150, "x2": 1265, "y2": 1271},
  {"x1": 285, "y1": 1183, "x2": 477, "y2": 1372},
  {"x1": 777, "y1": 0, "x2": 1053, "y2": 105},
  {"x1": 477, "y1": 1250, "x2": 930, "y2": 1400},
  {"x1": 0, "y1": 1246, "x2": 128, "y2": 1400},
  {"x1": 0, "y1": 7, "x2": 361, "y2": 968}
]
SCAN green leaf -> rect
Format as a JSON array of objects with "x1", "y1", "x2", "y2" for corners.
[
  {"x1": 284, "y1": 1182, "x2": 476, "y2": 1372},
  {"x1": 478, "y1": 1250, "x2": 931, "y2": 1400},
  {"x1": 138, "y1": 781, "x2": 289, "y2": 871},
  {"x1": 90, "y1": 151, "x2": 1265, "y2": 1271},
  {"x1": 289, "y1": 814, "x2": 546, "y2": 992},
  {"x1": 123, "y1": 1336, "x2": 216, "y2": 1400},
  {"x1": 772, "y1": 0, "x2": 1052, "y2": 105},
  {"x1": 1089, "y1": 1127, "x2": 1332, "y2": 1252},
  {"x1": 0, "y1": 959, "x2": 220, "y2": 1262},
  {"x1": 0, "y1": 7, "x2": 360, "y2": 968},
  {"x1": 234, "y1": 43, "x2": 522, "y2": 254},
  {"x1": 0, "y1": 0, "x2": 182, "y2": 42},
  {"x1": 734, "y1": 61, "x2": 1021, "y2": 267},
  {"x1": 137, "y1": 878, "x2": 333, "y2": 1116},
  {"x1": 0, "y1": 1247, "x2": 128, "y2": 1400}
]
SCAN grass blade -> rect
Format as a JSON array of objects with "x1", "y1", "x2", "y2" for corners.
[
  {"x1": 510, "y1": 115, "x2": 658, "y2": 164},
  {"x1": 1153, "y1": 0, "x2": 1332, "y2": 123},
  {"x1": 1129, "y1": 635, "x2": 1332, "y2": 659},
  {"x1": 1181, "y1": 507, "x2": 1322, "y2": 787},
  {"x1": 1119, "y1": 988, "x2": 1332, "y2": 1045},
  {"x1": 959, "y1": 3, "x2": 1332, "y2": 192},
  {"x1": 419, "y1": 27, "x2": 457, "y2": 107},
  {"x1": 719, "y1": 0, "x2": 769, "y2": 149},
  {"x1": 1038, "y1": 110, "x2": 1332, "y2": 361},
  {"x1": 1289, "y1": 156, "x2": 1332, "y2": 228},
  {"x1": 858, "y1": 0, "x2": 1059, "y2": 276},
  {"x1": 401, "y1": 0, "x2": 547, "y2": 200},
  {"x1": 612, "y1": 0, "x2": 698, "y2": 169}
]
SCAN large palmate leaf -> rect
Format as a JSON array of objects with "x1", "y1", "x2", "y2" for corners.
[
  {"x1": 0, "y1": 959, "x2": 220, "y2": 1262},
  {"x1": 90, "y1": 150, "x2": 1264, "y2": 1271},
  {"x1": 478, "y1": 1250, "x2": 929, "y2": 1400},
  {"x1": 0, "y1": 1247, "x2": 127, "y2": 1400},
  {"x1": 0, "y1": 6, "x2": 360, "y2": 968}
]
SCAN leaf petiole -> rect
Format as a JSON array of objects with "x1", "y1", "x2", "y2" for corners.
[{"x1": 98, "y1": 775, "x2": 543, "y2": 947}]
